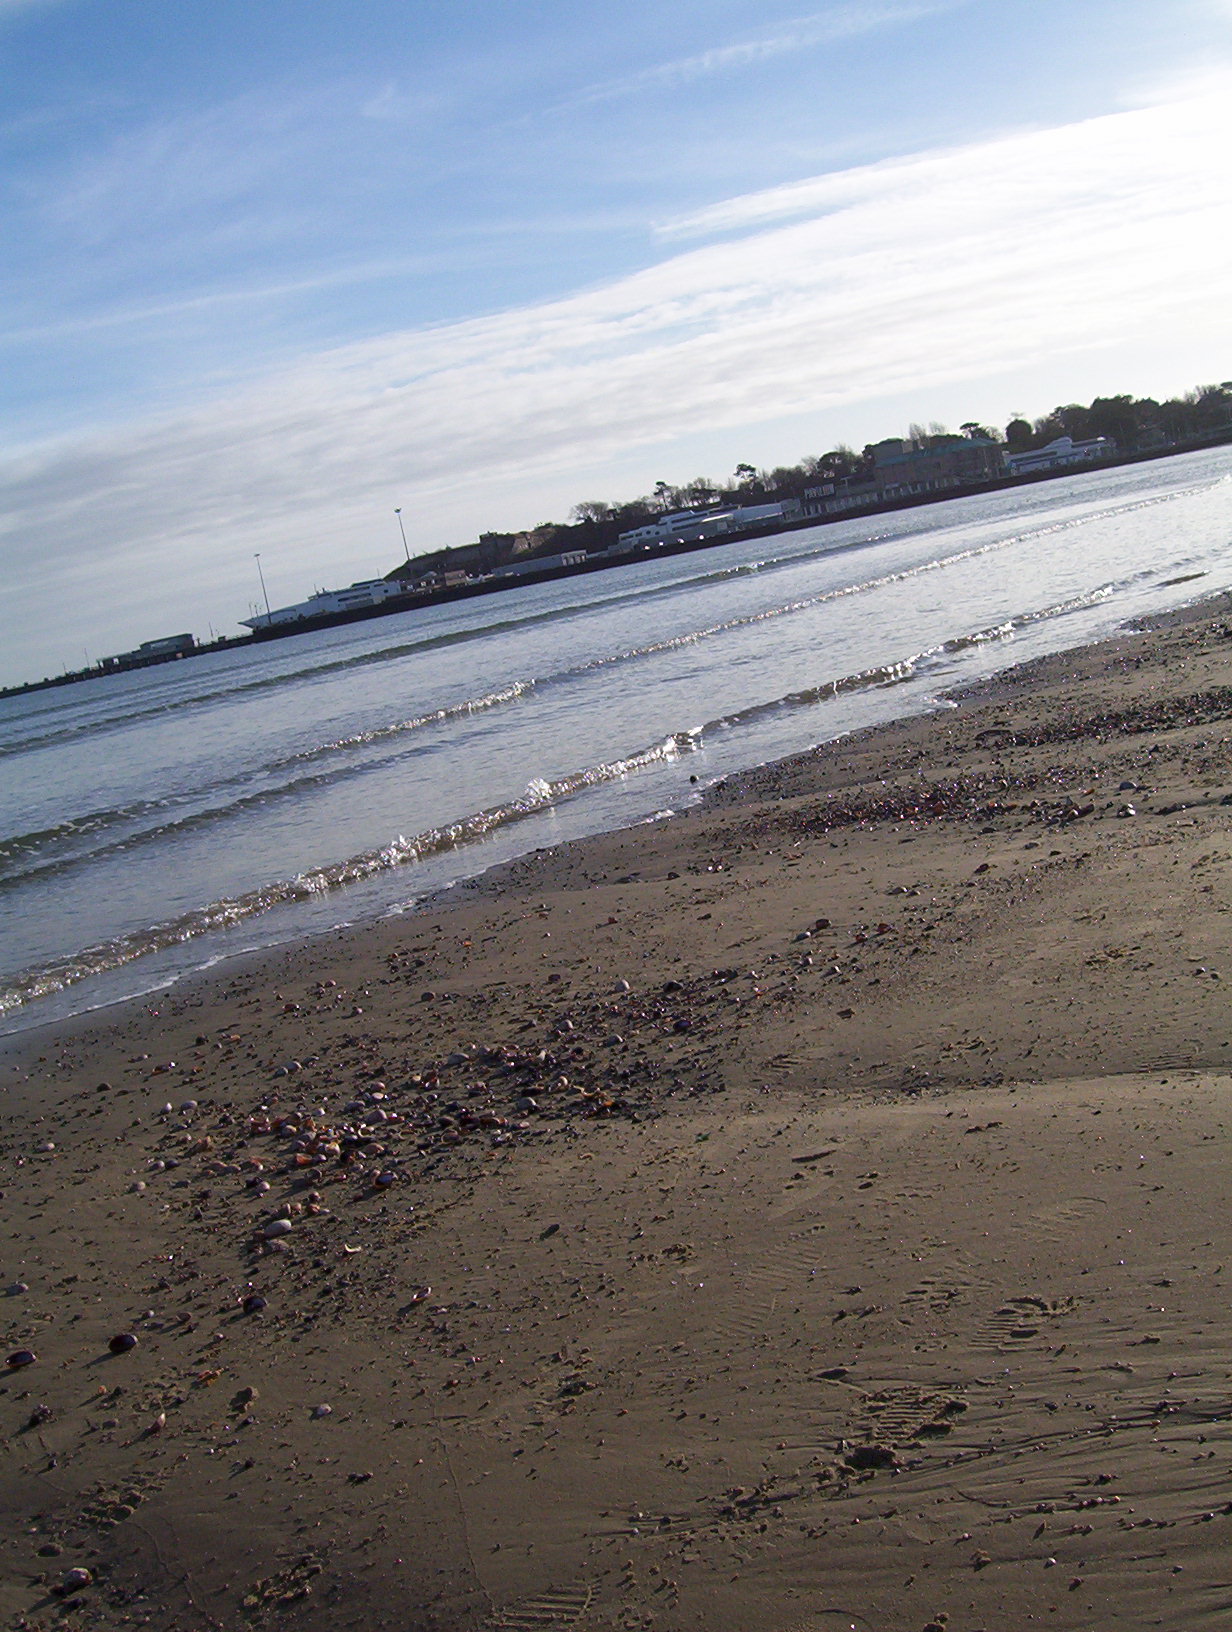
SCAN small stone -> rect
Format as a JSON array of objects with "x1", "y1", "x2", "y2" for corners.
[
  {"x1": 242, "y1": 1294, "x2": 268, "y2": 1315},
  {"x1": 262, "y1": 1219, "x2": 293, "y2": 1239},
  {"x1": 6, "y1": 1349, "x2": 36, "y2": 1370},
  {"x1": 311, "y1": 1403, "x2": 332, "y2": 1419},
  {"x1": 60, "y1": 1567, "x2": 92, "y2": 1595},
  {"x1": 5, "y1": 1281, "x2": 29, "y2": 1296},
  {"x1": 108, "y1": 1332, "x2": 139, "y2": 1354}
]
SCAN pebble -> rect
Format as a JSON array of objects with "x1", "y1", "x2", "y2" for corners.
[
  {"x1": 5, "y1": 1281, "x2": 29, "y2": 1296},
  {"x1": 60, "y1": 1567, "x2": 92, "y2": 1595},
  {"x1": 242, "y1": 1294, "x2": 268, "y2": 1315},
  {"x1": 262, "y1": 1219, "x2": 293, "y2": 1239},
  {"x1": 6, "y1": 1349, "x2": 37, "y2": 1370},
  {"x1": 311, "y1": 1403, "x2": 332, "y2": 1419},
  {"x1": 108, "y1": 1332, "x2": 139, "y2": 1354}
]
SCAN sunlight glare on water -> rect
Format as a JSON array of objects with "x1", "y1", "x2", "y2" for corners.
[{"x1": 1, "y1": 446, "x2": 1230, "y2": 1033}]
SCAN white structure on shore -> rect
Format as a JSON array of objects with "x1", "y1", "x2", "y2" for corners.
[
  {"x1": 1004, "y1": 435, "x2": 1116, "y2": 475},
  {"x1": 241, "y1": 578, "x2": 408, "y2": 630},
  {"x1": 616, "y1": 500, "x2": 801, "y2": 550}
]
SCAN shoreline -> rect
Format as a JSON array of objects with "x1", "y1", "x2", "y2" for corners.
[
  {"x1": 4, "y1": 578, "x2": 1224, "y2": 1051},
  {"x1": 5, "y1": 588, "x2": 1232, "y2": 1628}
]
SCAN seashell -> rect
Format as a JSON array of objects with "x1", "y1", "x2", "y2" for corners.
[{"x1": 6, "y1": 1349, "x2": 36, "y2": 1369}]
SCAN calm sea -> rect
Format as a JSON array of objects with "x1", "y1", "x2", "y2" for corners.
[{"x1": 3, "y1": 446, "x2": 1231, "y2": 1036}]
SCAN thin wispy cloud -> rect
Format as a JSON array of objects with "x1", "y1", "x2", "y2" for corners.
[
  {"x1": 552, "y1": 2, "x2": 970, "y2": 113},
  {"x1": 0, "y1": 260, "x2": 441, "y2": 346}
]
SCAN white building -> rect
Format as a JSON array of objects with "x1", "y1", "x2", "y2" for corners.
[
  {"x1": 615, "y1": 500, "x2": 800, "y2": 551},
  {"x1": 491, "y1": 551, "x2": 589, "y2": 580},
  {"x1": 242, "y1": 578, "x2": 408, "y2": 630},
  {"x1": 1004, "y1": 435, "x2": 1116, "y2": 476}
]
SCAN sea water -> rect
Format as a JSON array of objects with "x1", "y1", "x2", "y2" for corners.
[{"x1": 3, "y1": 445, "x2": 1231, "y2": 1035}]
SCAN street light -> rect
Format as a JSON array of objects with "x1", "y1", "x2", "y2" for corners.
[
  {"x1": 394, "y1": 507, "x2": 410, "y2": 565},
  {"x1": 254, "y1": 553, "x2": 272, "y2": 620}
]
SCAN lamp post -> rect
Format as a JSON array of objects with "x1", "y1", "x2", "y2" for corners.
[
  {"x1": 254, "y1": 553, "x2": 272, "y2": 621},
  {"x1": 394, "y1": 507, "x2": 410, "y2": 565}
]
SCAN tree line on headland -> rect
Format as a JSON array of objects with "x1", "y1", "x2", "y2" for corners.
[{"x1": 397, "y1": 379, "x2": 1232, "y2": 581}]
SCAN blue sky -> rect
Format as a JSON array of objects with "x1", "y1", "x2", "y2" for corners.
[{"x1": 1, "y1": 0, "x2": 1231, "y2": 682}]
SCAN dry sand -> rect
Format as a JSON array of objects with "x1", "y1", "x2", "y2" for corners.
[{"x1": 6, "y1": 596, "x2": 1232, "y2": 1630}]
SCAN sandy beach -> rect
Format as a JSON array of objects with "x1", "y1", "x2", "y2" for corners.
[{"x1": 6, "y1": 593, "x2": 1232, "y2": 1632}]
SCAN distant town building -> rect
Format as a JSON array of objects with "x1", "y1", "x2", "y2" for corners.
[
  {"x1": 491, "y1": 551, "x2": 589, "y2": 580},
  {"x1": 97, "y1": 633, "x2": 196, "y2": 673},
  {"x1": 615, "y1": 500, "x2": 801, "y2": 551},
  {"x1": 870, "y1": 434, "x2": 1006, "y2": 499},
  {"x1": 1004, "y1": 434, "x2": 1117, "y2": 476},
  {"x1": 241, "y1": 578, "x2": 409, "y2": 630},
  {"x1": 800, "y1": 479, "x2": 880, "y2": 518}
]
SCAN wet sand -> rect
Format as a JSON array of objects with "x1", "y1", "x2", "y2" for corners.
[{"x1": 6, "y1": 594, "x2": 1232, "y2": 1630}]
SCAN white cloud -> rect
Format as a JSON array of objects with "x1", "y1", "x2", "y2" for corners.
[
  {"x1": 551, "y1": 1, "x2": 970, "y2": 112},
  {"x1": 2, "y1": 79, "x2": 1230, "y2": 678}
]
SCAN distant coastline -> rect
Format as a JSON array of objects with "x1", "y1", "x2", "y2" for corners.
[{"x1": 5, "y1": 429, "x2": 1229, "y2": 701}]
